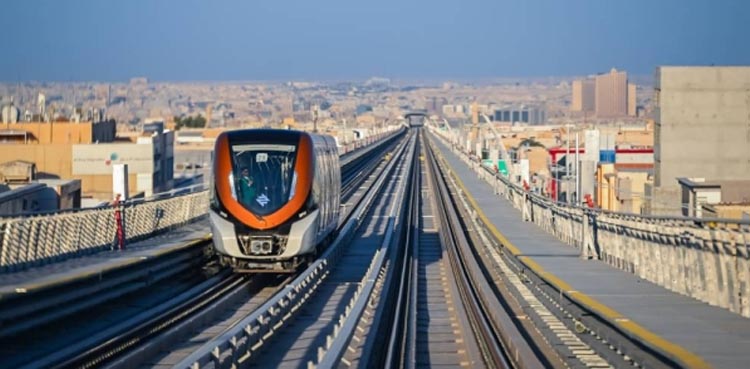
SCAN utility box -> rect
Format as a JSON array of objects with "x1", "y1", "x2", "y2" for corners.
[{"x1": 113, "y1": 164, "x2": 129, "y2": 200}]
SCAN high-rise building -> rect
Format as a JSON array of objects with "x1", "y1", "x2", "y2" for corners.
[
  {"x1": 595, "y1": 68, "x2": 628, "y2": 117},
  {"x1": 493, "y1": 105, "x2": 547, "y2": 125},
  {"x1": 571, "y1": 81, "x2": 583, "y2": 111},
  {"x1": 627, "y1": 83, "x2": 637, "y2": 116},
  {"x1": 571, "y1": 79, "x2": 595, "y2": 112},
  {"x1": 648, "y1": 66, "x2": 750, "y2": 215}
]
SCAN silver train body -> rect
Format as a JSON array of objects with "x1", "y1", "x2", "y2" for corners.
[{"x1": 209, "y1": 129, "x2": 341, "y2": 272}]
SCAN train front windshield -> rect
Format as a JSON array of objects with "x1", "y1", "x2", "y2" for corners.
[{"x1": 230, "y1": 143, "x2": 297, "y2": 216}]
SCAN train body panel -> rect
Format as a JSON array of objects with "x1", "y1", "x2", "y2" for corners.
[{"x1": 209, "y1": 129, "x2": 341, "y2": 272}]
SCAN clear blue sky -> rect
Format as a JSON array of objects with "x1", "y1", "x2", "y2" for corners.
[{"x1": 3, "y1": 0, "x2": 749, "y2": 81}]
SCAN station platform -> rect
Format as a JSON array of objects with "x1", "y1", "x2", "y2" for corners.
[
  {"x1": 0, "y1": 219, "x2": 210, "y2": 297},
  {"x1": 431, "y1": 138, "x2": 750, "y2": 369}
]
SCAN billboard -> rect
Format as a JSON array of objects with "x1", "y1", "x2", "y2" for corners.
[{"x1": 73, "y1": 143, "x2": 154, "y2": 175}]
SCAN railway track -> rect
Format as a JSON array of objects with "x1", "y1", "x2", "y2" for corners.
[
  {"x1": 0, "y1": 134, "x2": 405, "y2": 369},
  {"x1": 373, "y1": 131, "x2": 553, "y2": 369},
  {"x1": 382, "y1": 137, "x2": 481, "y2": 368},
  {"x1": 101, "y1": 130, "x2": 409, "y2": 369},
  {"x1": 3, "y1": 127, "x2": 618, "y2": 369},
  {"x1": 175, "y1": 130, "x2": 418, "y2": 369}
]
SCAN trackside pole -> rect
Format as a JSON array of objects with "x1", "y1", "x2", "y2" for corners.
[{"x1": 113, "y1": 194, "x2": 125, "y2": 250}]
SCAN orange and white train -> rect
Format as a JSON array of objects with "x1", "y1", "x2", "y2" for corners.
[{"x1": 209, "y1": 129, "x2": 341, "y2": 272}]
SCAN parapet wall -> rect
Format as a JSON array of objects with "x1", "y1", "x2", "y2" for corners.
[{"x1": 430, "y1": 127, "x2": 750, "y2": 318}]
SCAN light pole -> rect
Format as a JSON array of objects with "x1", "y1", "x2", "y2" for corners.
[{"x1": 564, "y1": 123, "x2": 573, "y2": 204}]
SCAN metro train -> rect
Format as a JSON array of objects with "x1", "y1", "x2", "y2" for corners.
[{"x1": 209, "y1": 129, "x2": 341, "y2": 272}]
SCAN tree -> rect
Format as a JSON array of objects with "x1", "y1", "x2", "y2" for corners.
[
  {"x1": 174, "y1": 115, "x2": 207, "y2": 130},
  {"x1": 516, "y1": 138, "x2": 545, "y2": 150}
]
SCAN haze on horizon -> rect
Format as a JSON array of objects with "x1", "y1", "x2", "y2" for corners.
[{"x1": 3, "y1": 0, "x2": 749, "y2": 82}]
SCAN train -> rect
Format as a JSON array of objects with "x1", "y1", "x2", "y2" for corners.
[{"x1": 209, "y1": 129, "x2": 341, "y2": 272}]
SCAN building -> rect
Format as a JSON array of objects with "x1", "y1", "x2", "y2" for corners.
[
  {"x1": 1, "y1": 102, "x2": 21, "y2": 123},
  {"x1": 627, "y1": 83, "x2": 637, "y2": 116},
  {"x1": 548, "y1": 144, "x2": 653, "y2": 211},
  {"x1": 0, "y1": 160, "x2": 36, "y2": 183},
  {"x1": 0, "y1": 160, "x2": 81, "y2": 214},
  {"x1": 678, "y1": 178, "x2": 750, "y2": 219},
  {"x1": 72, "y1": 129, "x2": 174, "y2": 199},
  {"x1": 38, "y1": 179, "x2": 82, "y2": 209},
  {"x1": 595, "y1": 68, "x2": 628, "y2": 117},
  {"x1": 0, "y1": 120, "x2": 116, "y2": 144},
  {"x1": 493, "y1": 105, "x2": 547, "y2": 125},
  {"x1": 0, "y1": 184, "x2": 57, "y2": 215},
  {"x1": 572, "y1": 69, "x2": 636, "y2": 118},
  {"x1": 597, "y1": 163, "x2": 651, "y2": 214},
  {"x1": 701, "y1": 203, "x2": 750, "y2": 220},
  {"x1": 649, "y1": 66, "x2": 750, "y2": 215},
  {"x1": 0, "y1": 120, "x2": 173, "y2": 201},
  {"x1": 571, "y1": 79, "x2": 595, "y2": 113}
]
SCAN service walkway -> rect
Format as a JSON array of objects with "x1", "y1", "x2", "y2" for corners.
[
  {"x1": 431, "y1": 138, "x2": 750, "y2": 369},
  {"x1": 0, "y1": 219, "x2": 209, "y2": 295}
]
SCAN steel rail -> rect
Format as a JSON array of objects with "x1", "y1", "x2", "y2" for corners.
[
  {"x1": 425, "y1": 134, "x2": 544, "y2": 369},
  {"x1": 429, "y1": 130, "x2": 689, "y2": 368},
  {"x1": 382, "y1": 131, "x2": 421, "y2": 369},
  {"x1": 0, "y1": 131, "x2": 408, "y2": 369},
  {"x1": 172, "y1": 130, "x2": 416, "y2": 369},
  {"x1": 40, "y1": 272, "x2": 245, "y2": 369},
  {"x1": 89, "y1": 131, "x2": 408, "y2": 369},
  {"x1": 313, "y1": 131, "x2": 419, "y2": 368}
]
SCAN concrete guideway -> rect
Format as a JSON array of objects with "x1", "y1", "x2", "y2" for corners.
[{"x1": 430, "y1": 136, "x2": 750, "y2": 369}]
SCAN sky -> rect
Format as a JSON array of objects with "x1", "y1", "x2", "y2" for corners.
[{"x1": 3, "y1": 0, "x2": 749, "y2": 81}]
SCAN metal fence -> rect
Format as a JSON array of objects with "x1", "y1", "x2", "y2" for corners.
[
  {"x1": 430, "y1": 130, "x2": 750, "y2": 318},
  {"x1": 0, "y1": 191, "x2": 209, "y2": 272},
  {"x1": 0, "y1": 128, "x2": 407, "y2": 274}
]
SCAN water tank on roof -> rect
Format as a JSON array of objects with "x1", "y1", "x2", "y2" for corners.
[
  {"x1": 600, "y1": 150, "x2": 616, "y2": 163},
  {"x1": 1, "y1": 104, "x2": 20, "y2": 123}
]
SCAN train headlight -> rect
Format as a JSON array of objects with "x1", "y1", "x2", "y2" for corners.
[
  {"x1": 249, "y1": 238, "x2": 274, "y2": 255},
  {"x1": 228, "y1": 173, "x2": 237, "y2": 201}
]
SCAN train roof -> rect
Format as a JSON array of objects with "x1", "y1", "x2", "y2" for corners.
[
  {"x1": 221, "y1": 128, "x2": 310, "y2": 140},
  {"x1": 219, "y1": 129, "x2": 336, "y2": 149}
]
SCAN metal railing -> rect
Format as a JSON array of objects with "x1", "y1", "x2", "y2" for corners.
[
  {"x1": 0, "y1": 128, "x2": 406, "y2": 273},
  {"x1": 0, "y1": 191, "x2": 209, "y2": 272},
  {"x1": 428, "y1": 128, "x2": 750, "y2": 318}
]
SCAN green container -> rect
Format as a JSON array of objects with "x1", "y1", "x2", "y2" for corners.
[{"x1": 497, "y1": 161, "x2": 509, "y2": 177}]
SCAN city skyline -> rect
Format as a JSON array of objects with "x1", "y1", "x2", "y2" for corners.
[{"x1": 3, "y1": 0, "x2": 750, "y2": 81}]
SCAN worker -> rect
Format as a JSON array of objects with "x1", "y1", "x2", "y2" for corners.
[{"x1": 239, "y1": 168, "x2": 256, "y2": 205}]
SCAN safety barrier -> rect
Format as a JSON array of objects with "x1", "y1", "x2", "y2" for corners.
[
  {"x1": 0, "y1": 191, "x2": 209, "y2": 272},
  {"x1": 0, "y1": 128, "x2": 407, "y2": 274},
  {"x1": 429, "y1": 129, "x2": 750, "y2": 318}
]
